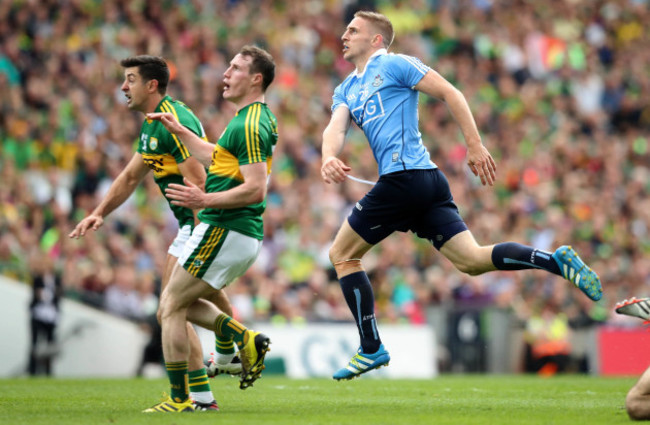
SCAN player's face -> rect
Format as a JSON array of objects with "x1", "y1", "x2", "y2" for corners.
[
  {"x1": 341, "y1": 17, "x2": 374, "y2": 62},
  {"x1": 121, "y1": 67, "x2": 151, "y2": 112},
  {"x1": 222, "y1": 54, "x2": 256, "y2": 102}
]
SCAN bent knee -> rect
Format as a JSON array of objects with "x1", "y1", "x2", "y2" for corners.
[
  {"x1": 454, "y1": 260, "x2": 485, "y2": 276},
  {"x1": 158, "y1": 296, "x2": 184, "y2": 321},
  {"x1": 328, "y1": 244, "x2": 347, "y2": 265},
  {"x1": 329, "y1": 247, "x2": 363, "y2": 277},
  {"x1": 626, "y1": 402, "x2": 649, "y2": 420},
  {"x1": 626, "y1": 391, "x2": 650, "y2": 420}
]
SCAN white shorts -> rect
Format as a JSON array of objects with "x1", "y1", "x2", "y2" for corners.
[
  {"x1": 167, "y1": 224, "x2": 193, "y2": 258},
  {"x1": 178, "y1": 222, "x2": 262, "y2": 290}
]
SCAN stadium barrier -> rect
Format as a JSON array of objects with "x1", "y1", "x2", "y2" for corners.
[
  {"x1": 0, "y1": 276, "x2": 149, "y2": 377},
  {"x1": 0, "y1": 275, "x2": 609, "y2": 377},
  {"x1": 598, "y1": 326, "x2": 650, "y2": 376}
]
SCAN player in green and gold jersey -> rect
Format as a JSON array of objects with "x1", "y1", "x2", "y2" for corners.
[
  {"x1": 194, "y1": 99, "x2": 277, "y2": 241},
  {"x1": 69, "y1": 55, "x2": 228, "y2": 411},
  {"x1": 144, "y1": 45, "x2": 276, "y2": 413}
]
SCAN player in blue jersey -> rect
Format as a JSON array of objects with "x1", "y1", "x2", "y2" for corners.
[{"x1": 321, "y1": 11, "x2": 603, "y2": 380}]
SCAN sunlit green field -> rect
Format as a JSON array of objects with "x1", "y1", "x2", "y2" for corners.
[{"x1": 0, "y1": 375, "x2": 636, "y2": 425}]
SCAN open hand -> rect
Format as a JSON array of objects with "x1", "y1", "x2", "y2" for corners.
[
  {"x1": 146, "y1": 112, "x2": 185, "y2": 135},
  {"x1": 467, "y1": 144, "x2": 496, "y2": 186},
  {"x1": 68, "y1": 215, "x2": 104, "y2": 238},
  {"x1": 165, "y1": 178, "x2": 206, "y2": 209}
]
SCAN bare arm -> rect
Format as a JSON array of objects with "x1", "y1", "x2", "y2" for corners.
[
  {"x1": 177, "y1": 155, "x2": 207, "y2": 224},
  {"x1": 321, "y1": 106, "x2": 352, "y2": 184},
  {"x1": 69, "y1": 154, "x2": 149, "y2": 238},
  {"x1": 415, "y1": 70, "x2": 496, "y2": 186},
  {"x1": 177, "y1": 156, "x2": 207, "y2": 190},
  {"x1": 165, "y1": 162, "x2": 267, "y2": 210},
  {"x1": 146, "y1": 112, "x2": 215, "y2": 167}
]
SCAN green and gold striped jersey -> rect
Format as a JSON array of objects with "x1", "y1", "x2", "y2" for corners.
[
  {"x1": 198, "y1": 102, "x2": 278, "y2": 240},
  {"x1": 137, "y1": 95, "x2": 207, "y2": 228}
]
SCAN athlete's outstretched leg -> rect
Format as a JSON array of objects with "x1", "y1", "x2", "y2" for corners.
[{"x1": 329, "y1": 220, "x2": 390, "y2": 380}]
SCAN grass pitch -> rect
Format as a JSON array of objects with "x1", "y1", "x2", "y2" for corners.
[{"x1": 0, "y1": 374, "x2": 635, "y2": 425}]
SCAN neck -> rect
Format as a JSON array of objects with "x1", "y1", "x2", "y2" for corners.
[
  {"x1": 141, "y1": 93, "x2": 165, "y2": 115},
  {"x1": 233, "y1": 92, "x2": 265, "y2": 111},
  {"x1": 354, "y1": 48, "x2": 382, "y2": 74}
]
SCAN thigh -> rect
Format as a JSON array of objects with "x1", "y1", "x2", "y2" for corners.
[
  {"x1": 202, "y1": 288, "x2": 232, "y2": 316},
  {"x1": 410, "y1": 170, "x2": 468, "y2": 250},
  {"x1": 412, "y1": 214, "x2": 468, "y2": 250},
  {"x1": 347, "y1": 171, "x2": 418, "y2": 244},
  {"x1": 163, "y1": 264, "x2": 214, "y2": 311},
  {"x1": 439, "y1": 230, "x2": 494, "y2": 268},
  {"x1": 331, "y1": 219, "x2": 374, "y2": 260},
  {"x1": 179, "y1": 222, "x2": 262, "y2": 290},
  {"x1": 162, "y1": 224, "x2": 192, "y2": 292},
  {"x1": 161, "y1": 253, "x2": 178, "y2": 292}
]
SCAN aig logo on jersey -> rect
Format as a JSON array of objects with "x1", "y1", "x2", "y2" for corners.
[{"x1": 351, "y1": 92, "x2": 385, "y2": 128}]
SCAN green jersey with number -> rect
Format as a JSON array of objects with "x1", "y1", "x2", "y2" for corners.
[
  {"x1": 198, "y1": 102, "x2": 278, "y2": 240},
  {"x1": 137, "y1": 95, "x2": 207, "y2": 228}
]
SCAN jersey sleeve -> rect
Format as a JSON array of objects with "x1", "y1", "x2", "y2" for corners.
[
  {"x1": 160, "y1": 101, "x2": 205, "y2": 164},
  {"x1": 331, "y1": 82, "x2": 348, "y2": 113},
  {"x1": 232, "y1": 108, "x2": 276, "y2": 165},
  {"x1": 386, "y1": 54, "x2": 431, "y2": 89}
]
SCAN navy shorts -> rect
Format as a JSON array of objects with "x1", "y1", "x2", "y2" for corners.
[{"x1": 347, "y1": 168, "x2": 468, "y2": 250}]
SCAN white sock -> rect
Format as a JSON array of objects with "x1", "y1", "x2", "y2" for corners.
[
  {"x1": 213, "y1": 352, "x2": 235, "y2": 365},
  {"x1": 190, "y1": 391, "x2": 214, "y2": 404}
]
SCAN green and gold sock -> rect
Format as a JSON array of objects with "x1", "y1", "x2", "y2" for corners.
[
  {"x1": 165, "y1": 360, "x2": 189, "y2": 403},
  {"x1": 215, "y1": 335, "x2": 236, "y2": 357},
  {"x1": 188, "y1": 368, "x2": 213, "y2": 403},
  {"x1": 214, "y1": 314, "x2": 248, "y2": 349}
]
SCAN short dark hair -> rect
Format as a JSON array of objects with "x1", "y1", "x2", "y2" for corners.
[
  {"x1": 354, "y1": 11, "x2": 394, "y2": 48},
  {"x1": 120, "y1": 55, "x2": 169, "y2": 94},
  {"x1": 238, "y1": 45, "x2": 275, "y2": 92}
]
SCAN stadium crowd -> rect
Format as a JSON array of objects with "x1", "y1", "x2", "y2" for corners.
[{"x1": 1, "y1": 0, "x2": 650, "y2": 355}]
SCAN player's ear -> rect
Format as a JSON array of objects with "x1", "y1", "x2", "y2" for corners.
[
  {"x1": 251, "y1": 73, "x2": 263, "y2": 88},
  {"x1": 148, "y1": 79, "x2": 159, "y2": 93}
]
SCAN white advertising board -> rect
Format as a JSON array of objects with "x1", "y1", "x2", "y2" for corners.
[{"x1": 197, "y1": 323, "x2": 437, "y2": 378}]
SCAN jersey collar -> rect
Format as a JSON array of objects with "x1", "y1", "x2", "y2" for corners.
[
  {"x1": 155, "y1": 95, "x2": 172, "y2": 112},
  {"x1": 145, "y1": 95, "x2": 172, "y2": 123},
  {"x1": 235, "y1": 101, "x2": 265, "y2": 116},
  {"x1": 353, "y1": 48, "x2": 387, "y2": 78}
]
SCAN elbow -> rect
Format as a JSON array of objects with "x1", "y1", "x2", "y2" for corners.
[
  {"x1": 199, "y1": 155, "x2": 213, "y2": 169},
  {"x1": 253, "y1": 188, "x2": 267, "y2": 204},
  {"x1": 441, "y1": 86, "x2": 463, "y2": 104},
  {"x1": 196, "y1": 176, "x2": 207, "y2": 192},
  {"x1": 124, "y1": 175, "x2": 141, "y2": 189},
  {"x1": 249, "y1": 185, "x2": 266, "y2": 204}
]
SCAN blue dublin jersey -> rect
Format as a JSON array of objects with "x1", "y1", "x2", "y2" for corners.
[{"x1": 332, "y1": 49, "x2": 437, "y2": 176}]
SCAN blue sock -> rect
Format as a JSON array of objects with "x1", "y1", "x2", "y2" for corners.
[
  {"x1": 492, "y1": 242, "x2": 561, "y2": 276},
  {"x1": 339, "y1": 271, "x2": 381, "y2": 354}
]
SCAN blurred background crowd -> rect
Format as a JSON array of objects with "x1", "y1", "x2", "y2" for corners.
[{"x1": 2, "y1": 0, "x2": 650, "y2": 373}]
